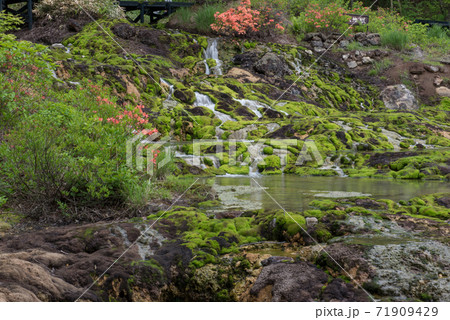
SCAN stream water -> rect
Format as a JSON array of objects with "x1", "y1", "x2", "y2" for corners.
[
  {"x1": 203, "y1": 38, "x2": 222, "y2": 76},
  {"x1": 194, "y1": 92, "x2": 235, "y2": 123},
  {"x1": 211, "y1": 175, "x2": 450, "y2": 212}
]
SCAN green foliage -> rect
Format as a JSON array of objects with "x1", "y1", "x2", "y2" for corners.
[
  {"x1": 173, "y1": 7, "x2": 193, "y2": 25},
  {"x1": 368, "y1": 58, "x2": 393, "y2": 76},
  {"x1": 0, "y1": 12, "x2": 23, "y2": 41},
  {"x1": 0, "y1": 196, "x2": 7, "y2": 207},
  {"x1": 195, "y1": 3, "x2": 225, "y2": 32},
  {"x1": 380, "y1": 29, "x2": 409, "y2": 50}
]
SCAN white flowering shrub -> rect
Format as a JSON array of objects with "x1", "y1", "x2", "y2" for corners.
[{"x1": 34, "y1": 0, "x2": 125, "y2": 20}]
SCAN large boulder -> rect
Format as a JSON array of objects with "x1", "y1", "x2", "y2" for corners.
[
  {"x1": 248, "y1": 261, "x2": 369, "y2": 302},
  {"x1": 253, "y1": 52, "x2": 293, "y2": 78},
  {"x1": 380, "y1": 84, "x2": 419, "y2": 110},
  {"x1": 436, "y1": 87, "x2": 450, "y2": 98}
]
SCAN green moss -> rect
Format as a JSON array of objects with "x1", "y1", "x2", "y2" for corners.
[
  {"x1": 309, "y1": 199, "x2": 338, "y2": 210},
  {"x1": 263, "y1": 146, "x2": 273, "y2": 155},
  {"x1": 293, "y1": 167, "x2": 337, "y2": 177},
  {"x1": 315, "y1": 225, "x2": 333, "y2": 242},
  {"x1": 219, "y1": 165, "x2": 249, "y2": 175},
  {"x1": 257, "y1": 155, "x2": 281, "y2": 172},
  {"x1": 206, "y1": 58, "x2": 217, "y2": 68}
]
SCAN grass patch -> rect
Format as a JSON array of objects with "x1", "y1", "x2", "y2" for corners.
[
  {"x1": 381, "y1": 29, "x2": 409, "y2": 51},
  {"x1": 195, "y1": 3, "x2": 224, "y2": 32},
  {"x1": 368, "y1": 58, "x2": 393, "y2": 76}
]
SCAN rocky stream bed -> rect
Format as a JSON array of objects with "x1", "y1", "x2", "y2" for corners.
[{"x1": 1, "y1": 18, "x2": 449, "y2": 302}]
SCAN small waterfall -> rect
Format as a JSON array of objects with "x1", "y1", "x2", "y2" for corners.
[
  {"x1": 234, "y1": 99, "x2": 264, "y2": 118},
  {"x1": 236, "y1": 99, "x2": 290, "y2": 118},
  {"x1": 203, "y1": 38, "x2": 222, "y2": 76},
  {"x1": 160, "y1": 78, "x2": 174, "y2": 100},
  {"x1": 249, "y1": 163, "x2": 262, "y2": 177},
  {"x1": 289, "y1": 57, "x2": 302, "y2": 75},
  {"x1": 320, "y1": 157, "x2": 348, "y2": 177},
  {"x1": 381, "y1": 128, "x2": 404, "y2": 151},
  {"x1": 194, "y1": 92, "x2": 235, "y2": 124}
]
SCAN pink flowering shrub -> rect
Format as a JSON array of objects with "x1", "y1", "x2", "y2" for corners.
[
  {"x1": 291, "y1": 1, "x2": 370, "y2": 36},
  {"x1": 211, "y1": 0, "x2": 284, "y2": 37}
]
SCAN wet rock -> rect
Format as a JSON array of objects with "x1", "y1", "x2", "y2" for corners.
[
  {"x1": 347, "y1": 61, "x2": 358, "y2": 69},
  {"x1": 409, "y1": 65, "x2": 425, "y2": 75},
  {"x1": 262, "y1": 107, "x2": 283, "y2": 119},
  {"x1": 261, "y1": 256, "x2": 294, "y2": 266},
  {"x1": 322, "y1": 278, "x2": 369, "y2": 302},
  {"x1": 311, "y1": 40, "x2": 323, "y2": 48},
  {"x1": 51, "y1": 43, "x2": 65, "y2": 50},
  {"x1": 425, "y1": 65, "x2": 440, "y2": 73},
  {"x1": 314, "y1": 47, "x2": 326, "y2": 53},
  {"x1": 415, "y1": 143, "x2": 425, "y2": 149},
  {"x1": 367, "y1": 241, "x2": 450, "y2": 301},
  {"x1": 173, "y1": 89, "x2": 195, "y2": 104},
  {"x1": 112, "y1": 23, "x2": 136, "y2": 40},
  {"x1": 436, "y1": 87, "x2": 450, "y2": 97},
  {"x1": 362, "y1": 57, "x2": 373, "y2": 64},
  {"x1": 410, "y1": 44, "x2": 424, "y2": 59},
  {"x1": 249, "y1": 262, "x2": 328, "y2": 301},
  {"x1": 0, "y1": 250, "x2": 95, "y2": 302},
  {"x1": 253, "y1": 52, "x2": 293, "y2": 78},
  {"x1": 355, "y1": 199, "x2": 387, "y2": 210},
  {"x1": 436, "y1": 196, "x2": 450, "y2": 208},
  {"x1": 169, "y1": 68, "x2": 190, "y2": 79},
  {"x1": 233, "y1": 50, "x2": 264, "y2": 69},
  {"x1": 67, "y1": 19, "x2": 83, "y2": 32},
  {"x1": 226, "y1": 67, "x2": 261, "y2": 83},
  {"x1": 367, "y1": 34, "x2": 381, "y2": 46},
  {"x1": 306, "y1": 217, "x2": 318, "y2": 228},
  {"x1": 340, "y1": 40, "x2": 350, "y2": 48},
  {"x1": 266, "y1": 124, "x2": 297, "y2": 139},
  {"x1": 316, "y1": 244, "x2": 373, "y2": 284},
  {"x1": 434, "y1": 76, "x2": 443, "y2": 86},
  {"x1": 380, "y1": 84, "x2": 419, "y2": 110},
  {"x1": 304, "y1": 33, "x2": 320, "y2": 41}
]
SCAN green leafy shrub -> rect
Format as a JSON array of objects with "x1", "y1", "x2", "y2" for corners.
[
  {"x1": 0, "y1": 196, "x2": 7, "y2": 207},
  {"x1": 0, "y1": 12, "x2": 23, "y2": 41}
]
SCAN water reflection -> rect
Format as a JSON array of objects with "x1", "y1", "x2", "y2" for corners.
[{"x1": 213, "y1": 175, "x2": 450, "y2": 212}]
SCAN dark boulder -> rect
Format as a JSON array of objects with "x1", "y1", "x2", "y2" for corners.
[
  {"x1": 249, "y1": 262, "x2": 328, "y2": 301},
  {"x1": 112, "y1": 23, "x2": 136, "y2": 40},
  {"x1": 253, "y1": 52, "x2": 293, "y2": 78}
]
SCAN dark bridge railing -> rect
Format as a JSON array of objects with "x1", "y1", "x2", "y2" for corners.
[
  {"x1": 413, "y1": 19, "x2": 450, "y2": 29},
  {"x1": 0, "y1": 0, "x2": 193, "y2": 29},
  {"x1": 119, "y1": 1, "x2": 193, "y2": 24}
]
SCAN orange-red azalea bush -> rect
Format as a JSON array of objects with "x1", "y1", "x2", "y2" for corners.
[{"x1": 211, "y1": 0, "x2": 284, "y2": 37}]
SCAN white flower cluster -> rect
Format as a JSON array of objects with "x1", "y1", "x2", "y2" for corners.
[{"x1": 34, "y1": 0, "x2": 125, "y2": 20}]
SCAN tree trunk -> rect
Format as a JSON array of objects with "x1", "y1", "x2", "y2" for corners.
[
  {"x1": 390, "y1": 0, "x2": 394, "y2": 11},
  {"x1": 397, "y1": 0, "x2": 402, "y2": 15}
]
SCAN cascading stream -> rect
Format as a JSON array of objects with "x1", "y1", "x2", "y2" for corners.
[
  {"x1": 194, "y1": 92, "x2": 235, "y2": 124},
  {"x1": 203, "y1": 38, "x2": 223, "y2": 76}
]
